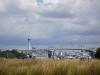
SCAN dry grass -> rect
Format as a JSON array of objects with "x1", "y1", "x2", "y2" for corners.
[{"x1": 0, "y1": 59, "x2": 100, "y2": 75}]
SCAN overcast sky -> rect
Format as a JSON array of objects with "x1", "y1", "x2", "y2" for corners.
[{"x1": 0, "y1": 0, "x2": 100, "y2": 49}]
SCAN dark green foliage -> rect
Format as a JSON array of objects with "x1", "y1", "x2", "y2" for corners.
[
  {"x1": 0, "y1": 50, "x2": 27, "y2": 59},
  {"x1": 95, "y1": 48, "x2": 100, "y2": 59}
]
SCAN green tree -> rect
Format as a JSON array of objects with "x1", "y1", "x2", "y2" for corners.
[{"x1": 95, "y1": 47, "x2": 100, "y2": 59}]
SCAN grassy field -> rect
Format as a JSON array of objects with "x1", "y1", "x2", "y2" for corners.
[{"x1": 0, "y1": 59, "x2": 100, "y2": 75}]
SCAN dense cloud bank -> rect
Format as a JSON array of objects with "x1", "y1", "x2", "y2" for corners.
[{"x1": 0, "y1": 0, "x2": 100, "y2": 49}]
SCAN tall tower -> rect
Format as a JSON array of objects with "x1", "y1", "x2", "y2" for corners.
[{"x1": 28, "y1": 38, "x2": 31, "y2": 50}]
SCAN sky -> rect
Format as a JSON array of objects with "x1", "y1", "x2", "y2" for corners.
[{"x1": 0, "y1": 0, "x2": 100, "y2": 49}]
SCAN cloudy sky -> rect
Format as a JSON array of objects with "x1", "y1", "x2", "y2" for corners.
[{"x1": 0, "y1": 0, "x2": 100, "y2": 49}]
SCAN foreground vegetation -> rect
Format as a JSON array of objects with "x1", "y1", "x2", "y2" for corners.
[{"x1": 0, "y1": 59, "x2": 100, "y2": 75}]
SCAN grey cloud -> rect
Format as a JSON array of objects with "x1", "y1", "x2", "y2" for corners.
[
  {"x1": 39, "y1": 8, "x2": 76, "y2": 18},
  {"x1": 0, "y1": 0, "x2": 100, "y2": 49}
]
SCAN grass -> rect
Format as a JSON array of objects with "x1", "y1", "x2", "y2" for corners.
[{"x1": 0, "y1": 59, "x2": 100, "y2": 75}]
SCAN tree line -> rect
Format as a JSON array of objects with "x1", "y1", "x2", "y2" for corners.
[
  {"x1": 0, "y1": 49, "x2": 27, "y2": 59},
  {"x1": 95, "y1": 47, "x2": 100, "y2": 59}
]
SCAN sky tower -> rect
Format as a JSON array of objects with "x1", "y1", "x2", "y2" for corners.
[{"x1": 28, "y1": 38, "x2": 31, "y2": 50}]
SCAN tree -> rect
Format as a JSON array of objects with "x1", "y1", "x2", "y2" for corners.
[{"x1": 95, "y1": 47, "x2": 100, "y2": 59}]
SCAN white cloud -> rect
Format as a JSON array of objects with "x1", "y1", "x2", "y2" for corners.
[
  {"x1": 0, "y1": 0, "x2": 9, "y2": 12},
  {"x1": 17, "y1": 0, "x2": 38, "y2": 11}
]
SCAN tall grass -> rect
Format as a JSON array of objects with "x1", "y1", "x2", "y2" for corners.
[{"x1": 0, "y1": 59, "x2": 100, "y2": 75}]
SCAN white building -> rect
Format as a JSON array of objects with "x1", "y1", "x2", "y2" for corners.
[{"x1": 18, "y1": 48, "x2": 95, "y2": 59}]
